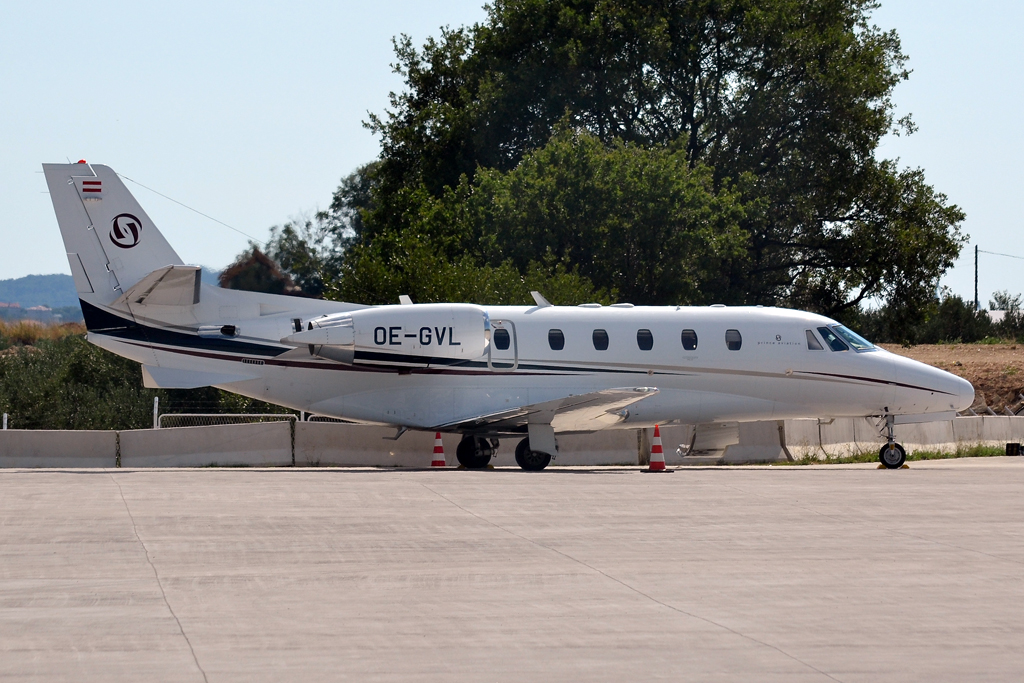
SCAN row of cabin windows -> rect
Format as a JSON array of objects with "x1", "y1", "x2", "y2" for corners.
[
  {"x1": 495, "y1": 324, "x2": 872, "y2": 353},
  {"x1": 542, "y1": 328, "x2": 742, "y2": 351}
]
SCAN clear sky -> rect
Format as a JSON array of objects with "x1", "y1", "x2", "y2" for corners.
[{"x1": 3, "y1": 0, "x2": 1021, "y2": 307}]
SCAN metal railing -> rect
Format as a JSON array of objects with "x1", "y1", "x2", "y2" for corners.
[{"x1": 157, "y1": 413, "x2": 297, "y2": 429}]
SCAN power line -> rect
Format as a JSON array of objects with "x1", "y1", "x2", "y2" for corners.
[
  {"x1": 117, "y1": 173, "x2": 265, "y2": 245},
  {"x1": 978, "y1": 249, "x2": 1024, "y2": 261},
  {"x1": 974, "y1": 247, "x2": 1024, "y2": 311}
]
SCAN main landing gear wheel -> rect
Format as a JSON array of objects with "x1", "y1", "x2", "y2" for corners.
[
  {"x1": 456, "y1": 436, "x2": 494, "y2": 469},
  {"x1": 515, "y1": 437, "x2": 552, "y2": 471},
  {"x1": 879, "y1": 443, "x2": 906, "y2": 469}
]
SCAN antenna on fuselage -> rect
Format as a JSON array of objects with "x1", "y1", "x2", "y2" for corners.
[{"x1": 531, "y1": 291, "x2": 553, "y2": 308}]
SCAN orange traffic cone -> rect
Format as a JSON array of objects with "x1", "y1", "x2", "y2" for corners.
[
  {"x1": 646, "y1": 425, "x2": 668, "y2": 472},
  {"x1": 431, "y1": 433, "x2": 447, "y2": 468}
]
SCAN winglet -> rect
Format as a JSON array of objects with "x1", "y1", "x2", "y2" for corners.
[{"x1": 530, "y1": 291, "x2": 552, "y2": 307}]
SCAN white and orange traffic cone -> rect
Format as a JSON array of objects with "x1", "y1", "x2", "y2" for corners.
[
  {"x1": 431, "y1": 432, "x2": 447, "y2": 468},
  {"x1": 646, "y1": 425, "x2": 669, "y2": 472}
]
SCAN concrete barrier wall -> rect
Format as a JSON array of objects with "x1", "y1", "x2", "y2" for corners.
[
  {"x1": 120, "y1": 422, "x2": 293, "y2": 467},
  {"x1": 553, "y1": 430, "x2": 641, "y2": 466},
  {"x1": 295, "y1": 423, "x2": 441, "y2": 467},
  {"x1": 1, "y1": 416, "x2": 1022, "y2": 468},
  {"x1": 295, "y1": 423, "x2": 643, "y2": 467},
  {"x1": 781, "y1": 415, "x2": 1024, "y2": 460},
  {"x1": 0, "y1": 430, "x2": 116, "y2": 468}
]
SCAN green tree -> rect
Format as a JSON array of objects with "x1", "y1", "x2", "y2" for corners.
[
  {"x1": 464, "y1": 127, "x2": 747, "y2": 304},
  {"x1": 335, "y1": 127, "x2": 746, "y2": 305},
  {"x1": 219, "y1": 247, "x2": 302, "y2": 296},
  {"x1": 990, "y1": 290, "x2": 1024, "y2": 340},
  {"x1": 990, "y1": 290, "x2": 1022, "y2": 313},
  {"x1": 854, "y1": 292, "x2": 993, "y2": 345},
  {"x1": 352, "y1": 0, "x2": 964, "y2": 315},
  {"x1": 265, "y1": 213, "x2": 347, "y2": 298},
  {"x1": 0, "y1": 332, "x2": 291, "y2": 430}
]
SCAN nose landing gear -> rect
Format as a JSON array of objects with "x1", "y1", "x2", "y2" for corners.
[{"x1": 878, "y1": 414, "x2": 907, "y2": 469}]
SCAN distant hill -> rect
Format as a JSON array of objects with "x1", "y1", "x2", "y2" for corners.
[
  {"x1": 0, "y1": 268, "x2": 221, "y2": 309},
  {"x1": 0, "y1": 274, "x2": 79, "y2": 308}
]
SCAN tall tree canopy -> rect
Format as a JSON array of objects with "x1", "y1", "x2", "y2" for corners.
[{"x1": 304, "y1": 0, "x2": 964, "y2": 317}]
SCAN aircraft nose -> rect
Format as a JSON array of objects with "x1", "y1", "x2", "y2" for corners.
[
  {"x1": 955, "y1": 374, "x2": 975, "y2": 412},
  {"x1": 890, "y1": 353, "x2": 975, "y2": 414},
  {"x1": 930, "y1": 366, "x2": 974, "y2": 412}
]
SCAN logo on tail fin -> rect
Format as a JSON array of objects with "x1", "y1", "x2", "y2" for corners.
[{"x1": 110, "y1": 213, "x2": 142, "y2": 249}]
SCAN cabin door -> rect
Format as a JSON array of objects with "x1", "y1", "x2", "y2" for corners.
[{"x1": 488, "y1": 319, "x2": 518, "y2": 371}]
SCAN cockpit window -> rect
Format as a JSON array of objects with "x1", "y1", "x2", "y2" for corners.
[
  {"x1": 832, "y1": 325, "x2": 875, "y2": 351},
  {"x1": 806, "y1": 329, "x2": 824, "y2": 350},
  {"x1": 817, "y1": 327, "x2": 849, "y2": 352}
]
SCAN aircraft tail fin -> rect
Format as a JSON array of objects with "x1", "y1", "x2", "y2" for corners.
[{"x1": 43, "y1": 162, "x2": 185, "y2": 309}]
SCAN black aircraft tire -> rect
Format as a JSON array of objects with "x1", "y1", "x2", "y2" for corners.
[
  {"x1": 879, "y1": 443, "x2": 907, "y2": 469},
  {"x1": 456, "y1": 436, "x2": 492, "y2": 469},
  {"x1": 515, "y1": 437, "x2": 552, "y2": 471}
]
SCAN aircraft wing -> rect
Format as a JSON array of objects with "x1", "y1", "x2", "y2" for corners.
[{"x1": 434, "y1": 386, "x2": 658, "y2": 434}]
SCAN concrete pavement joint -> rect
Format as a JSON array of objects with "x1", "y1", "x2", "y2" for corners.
[
  {"x1": 420, "y1": 482, "x2": 843, "y2": 683},
  {"x1": 109, "y1": 473, "x2": 208, "y2": 683}
]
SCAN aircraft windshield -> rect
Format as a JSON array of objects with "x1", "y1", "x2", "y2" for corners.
[{"x1": 832, "y1": 325, "x2": 874, "y2": 351}]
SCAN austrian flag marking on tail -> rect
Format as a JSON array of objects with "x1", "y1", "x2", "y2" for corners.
[{"x1": 81, "y1": 180, "x2": 102, "y2": 193}]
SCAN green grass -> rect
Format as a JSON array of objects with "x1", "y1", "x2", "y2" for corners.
[
  {"x1": 778, "y1": 444, "x2": 1007, "y2": 466},
  {"x1": 979, "y1": 336, "x2": 1016, "y2": 345}
]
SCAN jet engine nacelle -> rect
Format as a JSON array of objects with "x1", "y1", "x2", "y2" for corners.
[{"x1": 284, "y1": 303, "x2": 490, "y2": 367}]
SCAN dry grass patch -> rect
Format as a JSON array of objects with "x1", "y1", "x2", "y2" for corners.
[{"x1": 0, "y1": 321, "x2": 86, "y2": 347}]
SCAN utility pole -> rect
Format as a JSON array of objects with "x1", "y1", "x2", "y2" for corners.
[{"x1": 975, "y1": 245, "x2": 979, "y2": 311}]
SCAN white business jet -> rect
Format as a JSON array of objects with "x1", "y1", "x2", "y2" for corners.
[{"x1": 44, "y1": 162, "x2": 973, "y2": 470}]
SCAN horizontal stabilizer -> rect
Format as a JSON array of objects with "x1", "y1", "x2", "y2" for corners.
[
  {"x1": 435, "y1": 386, "x2": 658, "y2": 433},
  {"x1": 113, "y1": 265, "x2": 201, "y2": 308},
  {"x1": 142, "y1": 365, "x2": 259, "y2": 389}
]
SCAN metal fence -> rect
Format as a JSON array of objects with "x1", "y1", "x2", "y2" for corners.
[
  {"x1": 157, "y1": 413, "x2": 297, "y2": 429},
  {"x1": 306, "y1": 415, "x2": 356, "y2": 424}
]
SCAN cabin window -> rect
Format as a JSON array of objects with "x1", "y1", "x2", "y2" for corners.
[
  {"x1": 806, "y1": 329, "x2": 824, "y2": 350},
  {"x1": 725, "y1": 329, "x2": 742, "y2": 351},
  {"x1": 548, "y1": 329, "x2": 565, "y2": 351},
  {"x1": 680, "y1": 329, "x2": 698, "y2": 351},
  {"x1": 636, "y1": 329, "x2": 654, "y2": 351},
  {"x1": 817, "y1": 326, "x2": 848, "y2": 352},
  {"x1": 493, "y1": 328, "x2": 511, "y2": 350},
  {"x1": 593, "y1": 329, "x2": 609, "y2": 351}
]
